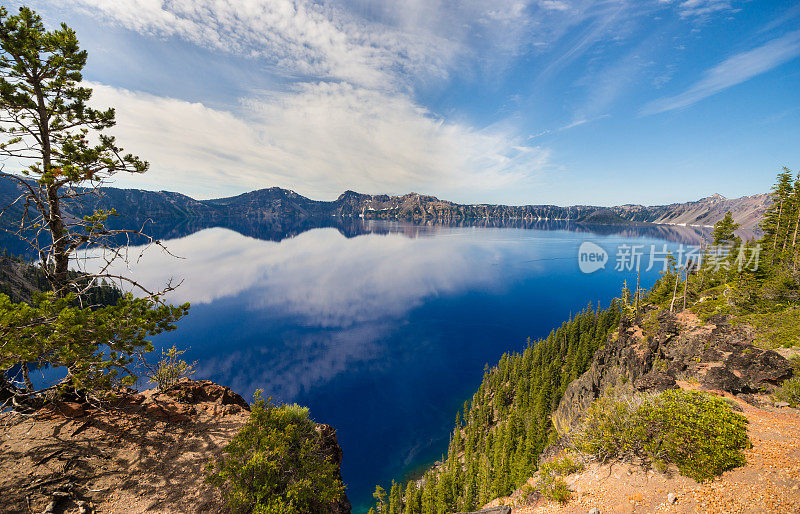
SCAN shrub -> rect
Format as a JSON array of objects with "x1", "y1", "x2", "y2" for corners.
[
  {"x1": 572, "y1": 389, "x2": 749, "y2": 481},
  {"x1": 207, "y1": 392, "x2": 346, "y2": 513},
  {"x1": 536, "y1": 455, "x2": 582, "y2": 504},
  {"x1": 540, "y1": 455, "x2": 584, "y2": 477},
  {"x1": 146, "y1": 345, "x2": 197, "y2": 390},
  {"x1": 544, "y1": 478, "x2": 571, "y2": 504},
  {"x1": 773, "y1": 376, "x2": 800, "y2": 407}
]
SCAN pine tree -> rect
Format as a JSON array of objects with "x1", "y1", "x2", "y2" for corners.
[
  {"x1": 712, "y1": 211, "x2": 741, "y2": 245},
  {"x1": 0, "y1": 6, "x2": 188, "y2": 404},
  {"x1": 373, "y1": 485, "x2": 387, "y2": 513},
  {"x1": 761, "y1": 167, "x2": 795, "y2": 254},
  {"x1": 403, "y1": 481, "x2": 419, "y2": 514},
  {"x1": 388, "y1": 480, "x2": 402, "y2": 514}
]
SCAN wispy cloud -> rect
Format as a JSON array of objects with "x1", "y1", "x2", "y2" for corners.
[
  {"x1": 659, "y1": 0, "x2": 738, "y2": 20},
  {"x1": 559, "y1": 114, "x2": 610, "y2": 130},
  {"x1": 641, "y1": 30, "x2": 800, "y2": 115},
  {"x1": 53, "y1": 0, "x2": 547, "y2": 89},
  {"x1": 58, "y1": 0, "x2": 449, "y2": 88}
]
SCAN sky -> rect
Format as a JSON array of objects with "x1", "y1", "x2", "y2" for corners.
[{"x1": 9, "y1": 0, "x2": 800, "y2": 206}]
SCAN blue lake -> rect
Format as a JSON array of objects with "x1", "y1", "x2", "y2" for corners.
[{"x1": 82, "y1": 220, "x2": 708, "y2": 512}]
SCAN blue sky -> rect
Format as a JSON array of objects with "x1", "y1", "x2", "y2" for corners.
[{"x1": 13, "y1": 0, "x2": 800, "y2": 205}]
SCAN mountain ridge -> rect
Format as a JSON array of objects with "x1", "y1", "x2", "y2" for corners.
[{"x1": 0, "y1": 179, "x2": 770, "y2": 229}]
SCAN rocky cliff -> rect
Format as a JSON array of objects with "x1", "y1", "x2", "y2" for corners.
[{"x1": 553, "y1": 309, "x2": 793, "y2": 435}]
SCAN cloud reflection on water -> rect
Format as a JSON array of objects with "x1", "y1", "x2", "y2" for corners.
[{"x1": 93, "y1": 226, "x2": 514, "y2": 326}]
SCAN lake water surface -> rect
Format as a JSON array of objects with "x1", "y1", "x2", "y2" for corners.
[{"x1": 86, "y1": 220, "x2": 708, "y2": 512}]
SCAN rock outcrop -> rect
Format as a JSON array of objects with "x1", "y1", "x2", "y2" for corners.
[
  {"x1": 316, "y1": 424, "x2": 353, "y2": 514},
  {"x1": 2, "y1": 379, "x2": 351, "y2": 513},
  {"x1": 553, "y1": 310, "x2": 792, "y2": 434}
]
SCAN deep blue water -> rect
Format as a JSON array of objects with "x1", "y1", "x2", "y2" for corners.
[{"x1": 80, "y1": 220, "x2": 707, "y2": 512}]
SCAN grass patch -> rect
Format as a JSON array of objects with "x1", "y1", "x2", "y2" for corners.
[
  {"x1": 732, "y1": 306, "x2": 800, "y2": 349},
  {"x1": 690, "y1": 285, "x2": 732, "y2": 321},
  {"x1": 571, "y1": 389, "x2": 749, "y2": 482},
  {"x1": 535, "y1": 455, "x2": 584, "y2": 504},
  {"x1": 544, "y1": 478, "x2": 571, "y2": 503},
  {"x1": 773, "y1": 377, "x2": 800, "y2": 407}
]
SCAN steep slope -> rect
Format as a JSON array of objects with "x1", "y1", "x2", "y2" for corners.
[
  {"x1": 485, "y1": 384, "x2": 800, "y2": 513},
  {"x1": 615, "y1": 193, "x2": 771, "y2": 228}
]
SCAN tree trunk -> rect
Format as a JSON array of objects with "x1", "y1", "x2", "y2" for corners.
[
  {"x1": 670, "y1": 272, "x2": 679, "y2": 313},
  {"x1": 682, "y1": 268, "x2": 689, "y2": 311},
  {"x1": 792, "y1": 213, "x2": 800, "y2": 272},
  {"x1": 773, "y1": 198, "x2": 783, "y2": 251},
  {"x1": 33, "y1": 70, "x2": 69, "y2": 296},
  {"x1": 21, "y1": 363, "x2": 33, "y2": 391},
  {"x1": 46, "y1": 184, "x2": 70, "y2": 296}
]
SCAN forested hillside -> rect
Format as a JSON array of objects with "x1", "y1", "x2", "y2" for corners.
[
  {"x1": 369, "y1": 167, "x2": 799, "y2": 514},
  {"x1": 371, "y1": 303, "x2": 622, "y2": 513}
]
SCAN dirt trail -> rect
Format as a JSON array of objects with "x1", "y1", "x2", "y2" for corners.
[{"x1": 0, "y1": 381, "x2": 249, "y2": 513}]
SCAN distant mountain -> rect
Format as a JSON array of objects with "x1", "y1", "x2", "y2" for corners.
[
  {"x1": 613, "y1": 193, "x2": 771, "y2": 229},
  {"x1": 0, "y1": 179, "x2": 770, "y2": 230}
]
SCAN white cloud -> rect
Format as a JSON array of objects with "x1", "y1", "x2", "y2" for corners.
[
  {"x1": 641, "y1": 30, "x2": 800, "y2": 115},
  {"x1": 656, "y1": 0, "x2": 738, "y2": 19},
  {"x1": 675, "y1": 0, "x2": 736, "y2": 19},
  {"x1": 559, "y1": 114, "x2": 610, "y2": 130},
  {"x1": 538, "y1": 1, "x2": 570, "y2": 12},
  {"x1": 83, "y1": 226, "x2": 506, "y2": 319},
  {"x1": 90, "y1": 82, "x2": 550, "y2": 200}
]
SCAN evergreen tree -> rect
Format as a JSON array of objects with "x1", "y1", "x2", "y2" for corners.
[
  {"x1": 712, "y1": 211, "x2": 740, "y2": 245},
  {"x1": 388, "y1": 480, "x2": 402, "y2": 514},
  {"x1": 373, "y1": 485, "x2": 387, "y2": 513},
  {"x1": 403, "y1": 481, "x2": 419, "y2": 514},
  {"x1": 761, "y1": 167, "x2": 795, "y2": 254},
  {"x1": 0, "y1": 6, "x2": 188, "y2": 404}
]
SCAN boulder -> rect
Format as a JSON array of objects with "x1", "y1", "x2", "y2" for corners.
[
  {"x1": 724, "y1": 346, "x2": 792, "y2": 391},
  {"x1": 702, "y1": 367, "x2": 746, "y2": 393},
  {"x1": 634, "y1": 372, "x2": 678, "y2": 393},
  {"x1": 161, "y1": 379, "x2": 250, "y2": 411},
  {"x1": 143, "y1": 400, "x2": 196, "y2": 422}
]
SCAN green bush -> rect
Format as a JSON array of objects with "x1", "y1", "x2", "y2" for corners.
[
  {"x1": 544, "y1": 478, "x2": 571, "y2": 504},
  {"x1": 539, "y1": 455, "x2": 583, "y2": 477},
  {"x1": 207, "y1": 392, "x2": 345, "y2": 513},
  {"x1": 146, "y1": 345, "x2": 197, "y2": 390},
  {"x1": 773, "y1": 377, "x2": 800, "y2": 407},
  {"x1": 535, "y1": 455, "x2": 582, "y2": 504},
  {"x1": 572, "y1": 389, "x2": 749, "y2": 481}
]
